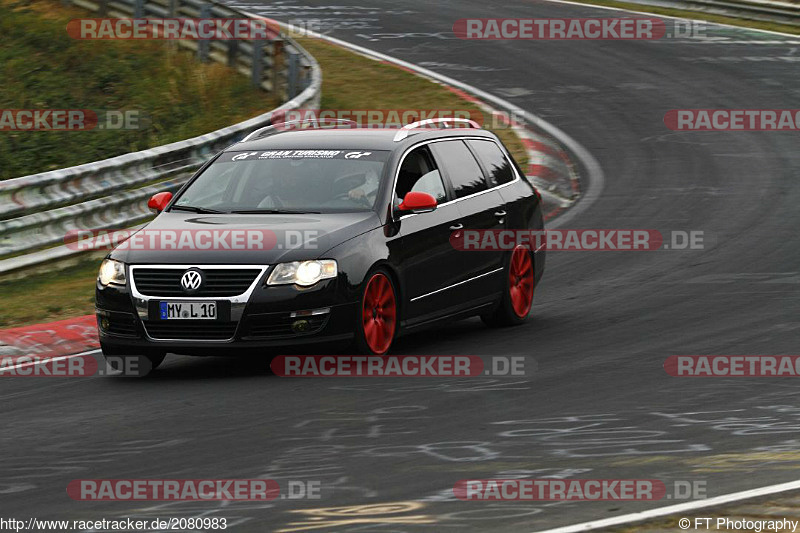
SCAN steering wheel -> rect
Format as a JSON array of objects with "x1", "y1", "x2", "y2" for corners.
[{"x1": 331, "y1": 190, "x2": 372, "y2": 207}]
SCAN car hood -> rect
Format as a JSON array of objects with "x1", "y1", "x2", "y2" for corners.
[{"x1": 109, "y1": 210, "x2": 381, "y2": 265}]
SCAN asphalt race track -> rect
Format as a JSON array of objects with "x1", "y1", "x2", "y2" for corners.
[{"x1": 4, "y1": 1, "x2": 800, "y2": 531}]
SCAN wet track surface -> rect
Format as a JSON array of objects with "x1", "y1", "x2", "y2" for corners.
[{"x1": 4, "y1": 1, "x2": 800, "y2": 530}]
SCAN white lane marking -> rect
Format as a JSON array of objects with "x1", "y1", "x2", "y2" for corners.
[
  {"x1": 0, "y1": 349, "x2": 101, "y2": 373},
  {"x1": 532, "y1": 479, "x2": 800, "y2": 533},
  {"x1": 546, "y1": 0, "x2": 800, "y2": 38},
  {"x1": 259, "y1": 17, "x2": 604, "y2": 229}
]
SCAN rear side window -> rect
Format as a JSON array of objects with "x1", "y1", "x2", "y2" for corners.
[
  {"x1": 431, "y1": 140, "x2": 488, "y2": 199},
  {"x1": 467, "y1": 139, "x2": 515, "y2": 186}
]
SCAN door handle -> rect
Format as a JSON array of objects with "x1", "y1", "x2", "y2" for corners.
[
  {"x1": 449, "y1": 223, "x2": 464, "y2": 231},
  {"x1": 494, "y1": 210, "x2": 507, "y2": 218}
]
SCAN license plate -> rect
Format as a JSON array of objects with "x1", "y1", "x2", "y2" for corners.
[{"x1": 159, "y1": 301, "x2": 217, "y2": 320}]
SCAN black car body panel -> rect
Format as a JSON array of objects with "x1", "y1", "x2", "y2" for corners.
[{"x1": 109, "y1": 211, "x2": 381, "y2": 266}]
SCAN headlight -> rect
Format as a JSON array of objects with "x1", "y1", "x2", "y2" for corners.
[
  {"x1": 98, "y1": 259, "x2": 126, "y2": 287},
  {"x1": 267, "y1": 260, "x2": 337, "y2": 287}
]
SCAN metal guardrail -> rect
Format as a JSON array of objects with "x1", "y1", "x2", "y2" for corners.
[
  {"x1": 624, "y1": 0, "x2": 800, "y2": 26},
  {"x1": 0, "y1": 0, "x2": 321, "y2": 273},
  {"x1": 683, "y1": 0, "x2": 800, "y2": 26}
]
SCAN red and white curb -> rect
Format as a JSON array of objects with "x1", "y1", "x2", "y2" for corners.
[{"x1": 0, "y1": 315, "x2": 97, "y2": 358}]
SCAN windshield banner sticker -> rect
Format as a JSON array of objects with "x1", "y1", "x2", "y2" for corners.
[{"x1": 221, "y1": 150, "x2": 384, "y2": 162}]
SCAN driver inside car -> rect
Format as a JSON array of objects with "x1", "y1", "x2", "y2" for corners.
[
  {"x1": 255, "y1": 159, "x2": 306, "y2": 209},
  {"x1": 254, "y1": 160, "x2": 381, "y2": 209},
  {"x1": 346, "y1": 167, "x2": 380, "y2": 204},
  {"x1": 255, "y1": 176, "x2": 281, "y2": 208}
]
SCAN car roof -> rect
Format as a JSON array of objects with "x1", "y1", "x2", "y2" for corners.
[{"x1": 229, "y1": 127, "x2": 498, "y2": 152}]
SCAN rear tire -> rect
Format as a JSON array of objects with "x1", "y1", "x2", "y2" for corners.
[
  {"x1": 354, "y1": 269, "x2": 398, "y2": 355},
  {"x1": 481, "y1": 245, "x2": 534, "y2": 327}
]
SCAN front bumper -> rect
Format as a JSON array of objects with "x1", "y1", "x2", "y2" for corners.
[{"x1": 96, "y1": 264, "x2": 358, "y2": 356}]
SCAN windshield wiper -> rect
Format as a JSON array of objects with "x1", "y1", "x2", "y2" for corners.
[
  {"x1": 170, "y1": 205, "x2": 224, "y2": 214},
  {"x1": 229, "y1": 209, "x2": 321, "y2": 214}
]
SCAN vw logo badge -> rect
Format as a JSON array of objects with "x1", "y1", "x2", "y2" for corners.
[{"x1": 180, "y1": 269, "x2": 204, "y2": 292}]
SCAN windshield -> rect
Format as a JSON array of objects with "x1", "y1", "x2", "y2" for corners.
[{"x1": 172, "y1": 149, "x2": 389, "y2": 213}]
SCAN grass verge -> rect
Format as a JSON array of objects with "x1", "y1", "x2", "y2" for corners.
[
  {"x1": 0, "y1": 0, "x2": 278, "y2": 179},
  {"x1": 0, "y1": 259, "x2": 101, "y2": 327}
]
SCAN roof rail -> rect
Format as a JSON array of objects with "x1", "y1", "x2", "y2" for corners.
[
  {"x1": 240, "y1": 118, "x2": 359, "y2": 143},
  {"x1": 392, "y1": 117, "x2": 481, "y2": 142}
]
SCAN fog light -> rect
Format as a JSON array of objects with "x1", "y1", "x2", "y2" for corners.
[
  {"x1": 100, "y1": 317, "x2": 110, "y2": 330},
  {"x1": 291, "y1": 319, "x2": 309, "y2": 333}
]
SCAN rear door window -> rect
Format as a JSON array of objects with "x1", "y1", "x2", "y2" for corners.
[
  {"x1": 430, "y1": 140, "x2": 488, "y2": 199},
  {"x1": 466, "y1": 139, "x2": 515, "y2": 187}
]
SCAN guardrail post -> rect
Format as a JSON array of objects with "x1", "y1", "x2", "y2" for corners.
[
  {"x1": 167, "y1": 0, "x2": 178, "y2": 17},
  {"x1": 197, "y1": 3, "x2": 212, "y2": 62},
  {"x1": 251, "y1": 39, "x2": 265, "y2": 88},
  {"x1": 301, "y1": 62, "x2": 312, "y2": 91},
  {"x1": 271, "y1": 38, "x2": 283, "y2": 98},
  {"x1": 133, "y1": 0, "x2": 144, "y2": 18},
  {"x1": 287, "y1": 50, "x2": 298, "y2": 99},
  {"x1": 227, "y1": 40, "x2": 239, "y2": 68},
  {"x1": 97, "y1": 0, "x2": 109, "y2": 16}
]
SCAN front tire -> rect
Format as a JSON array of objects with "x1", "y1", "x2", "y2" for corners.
[
  {"x1": 482, "y1": 245, "x2": 534, "y2": 327},
  {"x1": 354, "y1": 269, "x2": 398, "y2": 355}
]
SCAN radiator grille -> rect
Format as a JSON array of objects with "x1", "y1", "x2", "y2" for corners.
[
  {"x1": 133, "y1": 268, "x2": 261, "y2": 297},
  {"x1": 143, "y1": 321, "x2": 238, "y2": 340}
]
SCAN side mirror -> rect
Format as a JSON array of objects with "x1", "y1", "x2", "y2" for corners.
[
  {"x1": 397, "y1": 191, "x2": 437, "y2": 215},
  {"x1": 147, "y1": 191, "x2": 173, "y2": 213}
]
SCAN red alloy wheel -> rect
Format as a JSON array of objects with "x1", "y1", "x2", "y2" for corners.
[
  {"x1": 508, "y1": 246, "x2": 534, "y2": 318},
  {"x1": 361, "y1": 272, "x2": 397, "y2": 354}
]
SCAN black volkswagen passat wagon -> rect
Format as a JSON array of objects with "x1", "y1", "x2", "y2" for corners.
[{"x1": 96, "y1": 119, "x2": 545, "y2": 369}]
